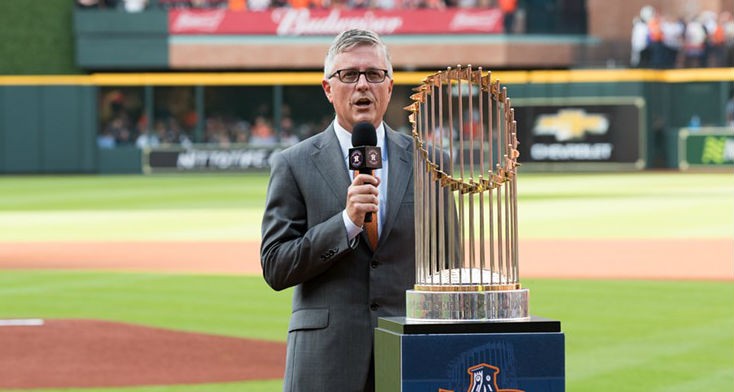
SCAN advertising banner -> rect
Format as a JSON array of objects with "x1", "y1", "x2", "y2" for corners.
[
  {"x1": 169, "y1": 8, "x2": 504, "y2": 36},
  {"x1": 677, "y1": 128, "x2": 734, "y2": 170},
  {"x1": 513, "y1": 98, "x2": 645, "y2": 168},
  {"x1": 143, "y1": 145, "x2": 281, "y2": 173}
]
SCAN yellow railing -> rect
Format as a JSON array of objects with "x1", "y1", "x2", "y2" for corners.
[{"x1": 0, "y1": 68, "x2": 732, "y2": 86}]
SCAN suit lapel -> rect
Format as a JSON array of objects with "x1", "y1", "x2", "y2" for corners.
[
  {"x1": 379, "y1": 127, "x2": 413, "y2": 244},
  {"x1": 310, "y1": 126, "x2": 351, "y2": 203},
  {"x1": 308, "y1": 124, "x2": 413, "y2": 249}
]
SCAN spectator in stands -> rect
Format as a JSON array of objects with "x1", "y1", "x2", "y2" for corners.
[
  {"x1": 136, "y1": 127, "x2": 161, "y2": 149},
  {"x1": 205, "y1": 116, "x2": 232, "y2": 146},
  {"x1": 499, "y1": 0, "x2": 518, "y2": 34},
  {"x1": 288, "y1": 0, "x2": 323, "y2": 8},
  {"x1": 77, "y1": 0, "x2": 120, "y2": 8},
  {"x1": 249, "y1": 115, "x2": 278, "y2": 146},
  {"x1": 166, "y1": 118, "x2": 194, "y2": 147},
  {"x1": 426, "y1": 0, "x2": 447, "y2": 10},
  {"x1": 683, "y1": 14, "x2": 709, "y2": 67},
  {"x1": 123, "y1": 0, "x2": 148, "y2": 12},
  {"x1": 371, "y1": 0, "x2": 398, "y2": 9},
  {"x1": 77, "y1": 0, "x2": 100, "y2": 7},
  {"x1": 349, "y1": 0, "x2": 370, "y2": 9},
  {"x1": 99, "y1": 89, "x2": 136, "y2": 145},
  {"x1": 97, "y1": 130, "x2": 116, "y2": 149},
  {"x1": 232, "y1": 120, "x2": 250, "y2": 144},
  {"x1": 106, "y1": 116, "x2": 133, "y2": 145},
  {"x1": 726, "y1": 88, "x2": 734, "y2": 128},
  {"x1": 247, "y1": 0, "x2": 271, "y2": 10},
  {"x1": 706, "y1": 11, "x2": 727, "y2": 67},
  {"x1": 630, "y1": 7, "x2": 651, "y2": 67},
  {"x1": 191, "y1": 0, "x2": 228, "y2": 7},
  {"x1": 630, "y1": 5, "x2": 657, "y2": 68},
  {"x1": 278, "y1": 116, "x2": 300, "y2": 146},
  {"x1": 228, "y1": 0, "x2": 246, "y2": 10},
  {"x1": 656, "y1": 13, "x2": 686, "y2": 68},
  {"x1": 148, "y1": 119, "x2": 168, "y2": 145},
  {"x1": 724, "y1": 12, "x2": 734, "y2": 66},
  {"x1": 646, "y1": 8, "x2": 667, "y2": 68}
]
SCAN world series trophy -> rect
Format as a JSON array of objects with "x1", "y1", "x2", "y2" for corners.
[
  {"x1": 375, "y1": 66, "x2": 564, "y2": 392},
  {"x1": 405, "y1": 65, "x2": 528, "y2": 321}
]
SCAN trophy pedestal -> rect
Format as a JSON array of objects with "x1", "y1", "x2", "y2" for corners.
[{"x1": 375, "y1": 316, "x2": 565, "y2": 392}]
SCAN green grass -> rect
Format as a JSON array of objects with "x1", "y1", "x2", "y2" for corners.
[
  {"x1": 0, "y1": 271, "x2": 290, "y2": 341},
  {"x1": 517, "y1": 171, "x2": 734, "y2": 238},
  {"x1": 0, "y1": 174, "x2": 269, "y2": 241},
  {"x1": 0, "y1": 272, "x2": 731, "y2": 391},
  {"x1": 529, "y1": 279, "x2": 734, "y2": 391},
  {"x1": 0, "y1": 172, "x2": 732, "y2": 241},
  {"x1": 0, "y1": 173, "x2": 270, "y2": 211}
]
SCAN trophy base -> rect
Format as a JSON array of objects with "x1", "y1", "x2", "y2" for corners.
[{"x1": 406, "y1": 288, "x2": 529, "y2": 321}]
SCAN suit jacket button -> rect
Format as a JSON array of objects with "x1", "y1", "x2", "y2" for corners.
[
  {"x1": 370, "y1": 260, "x2": 378, "y2": 269},
  {"x1": 370, "y1": 303, "x2": 379, "y2": 311}
]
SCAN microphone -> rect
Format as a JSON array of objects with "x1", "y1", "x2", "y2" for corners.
[{"x1": 349, "y1": 122, "x2": 382, "y2": 223}]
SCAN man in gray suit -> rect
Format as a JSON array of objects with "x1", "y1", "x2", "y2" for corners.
[{"x1": 260, "y1": 29, "x2": 415, "y2": 392}]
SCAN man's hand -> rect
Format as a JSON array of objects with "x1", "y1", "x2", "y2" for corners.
[{"x1": 346, "y1": 173, "x2": 380, "y2": 227}]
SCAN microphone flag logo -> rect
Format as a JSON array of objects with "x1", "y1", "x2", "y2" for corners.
[
  {"x1": 367, "y1": 149, "x2": 380, "y2": 167},
  {"x1": 350, "y1": 150, "x2": 364, "y2": 168}
]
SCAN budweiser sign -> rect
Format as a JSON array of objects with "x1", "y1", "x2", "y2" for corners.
[
  {"x1": 449, "y1": 10, "x2": 504, "y2": 32},
  {"x1": 169, "y1": 8, "x2": 504, "y2": 36},
  {"x1": 171, "y1": 9, "x2": 226, "y2": 33},
  {"x1": 273, "y1": 9, "x2": 403, "y2": 36}
]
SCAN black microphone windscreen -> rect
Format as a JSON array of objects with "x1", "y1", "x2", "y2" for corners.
[{"x1": 351, "y1": 122, "x2": 377, "y2": 147}]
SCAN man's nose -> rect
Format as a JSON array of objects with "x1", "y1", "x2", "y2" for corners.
[{"x1": 355, "y1": 74, "x2": 370, "y2": 89}]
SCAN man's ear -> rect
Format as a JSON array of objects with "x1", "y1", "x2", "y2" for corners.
[{"x1": 322, "y1": 79, "x2": 334, "y2": 103}]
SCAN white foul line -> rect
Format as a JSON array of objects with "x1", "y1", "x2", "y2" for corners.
[{"x1": 0, "y1": 319, "x2": 45, "y2": 327}]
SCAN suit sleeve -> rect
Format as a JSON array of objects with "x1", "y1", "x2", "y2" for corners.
[{"x1": 260, "y1": 151, "x2": 354, "y2": 291}]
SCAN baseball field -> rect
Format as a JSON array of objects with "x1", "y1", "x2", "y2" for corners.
[{"x1": 0, "y1": 171, "x2": 732, "y2": 391}]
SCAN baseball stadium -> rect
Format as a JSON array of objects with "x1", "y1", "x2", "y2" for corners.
[{"x1": 1, "y1": 0, "x2": 733, "y2": 391}]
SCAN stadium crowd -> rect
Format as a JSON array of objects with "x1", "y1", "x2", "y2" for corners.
[
  {"x1": 96, "y1": 88, "x2": 327, "y2": 149},
  {"x1": 631, "y1": 5, "x2": 734, "y2": 68}
]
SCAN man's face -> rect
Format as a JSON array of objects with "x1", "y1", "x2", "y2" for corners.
[{"x1": 322, "y1": 45, "x2": 393, "y2": 132}]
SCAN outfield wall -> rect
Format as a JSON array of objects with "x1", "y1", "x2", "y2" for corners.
[{"x1": 0, "y1": 69, "x2": 732, "y2": 174}]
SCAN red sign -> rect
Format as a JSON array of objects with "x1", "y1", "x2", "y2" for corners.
[{"x1": 169, "y1": 8, "x2": 504, "y2": 36}]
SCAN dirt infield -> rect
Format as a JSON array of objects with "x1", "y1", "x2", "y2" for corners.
[
  {"x1": 0, "y1": 319, "x2": 285, "y2": 389},
  {"x1": 0, "y1": 238, "x2": 731, "y2": 389},
  {"x1": 1, "y1": 239, "x2": 731, "y2": 280}
]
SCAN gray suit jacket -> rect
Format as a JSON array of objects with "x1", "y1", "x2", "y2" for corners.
[{"x1": 260, "y1": 123, "x2": 415, "y2": 392}]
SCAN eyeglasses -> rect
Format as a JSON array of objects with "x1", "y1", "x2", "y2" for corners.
[{"x1": 328, "y1": 68, "x2": 390, "y2": 84}]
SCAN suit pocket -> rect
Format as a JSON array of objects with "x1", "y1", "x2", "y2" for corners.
[{"x1": 288, "y1": 308, "x2": 329, "y2": 332}]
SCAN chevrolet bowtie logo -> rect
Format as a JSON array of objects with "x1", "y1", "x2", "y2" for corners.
[{"x1": 533, "y1": 109, "x2": 609, "y2": 141}]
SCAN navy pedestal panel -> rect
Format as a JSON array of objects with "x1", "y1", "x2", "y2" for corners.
[{"x1": 375, "y1": 316, "x2": 564, "y2": 392}]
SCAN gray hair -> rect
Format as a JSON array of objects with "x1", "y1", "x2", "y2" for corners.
[{"x1": 323, "y1": 29, "x2": 393, "y2": 79}]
